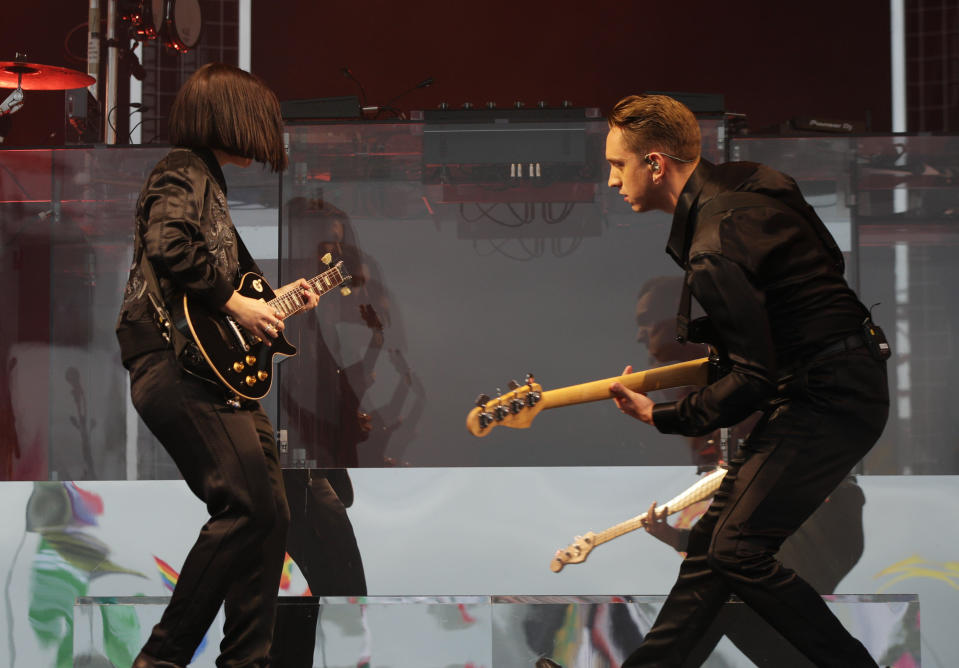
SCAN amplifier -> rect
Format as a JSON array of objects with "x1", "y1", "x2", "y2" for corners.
[{"x1": 281, "y1": 95, "x2": 360, "y2": 120}]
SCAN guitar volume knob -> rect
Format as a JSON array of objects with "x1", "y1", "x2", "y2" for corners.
[
  {"x1": 245, "y1": 375, "x2": 256, "y2": 387},
  {"x1": 245, "y1": 355, "x2": 256, "y2": 366},
  {"x1": 233, "y1": 361, "x2": 245, "y2": 373},
  {"x1": 257, "y1": 370, "x2": 269, "y2": 381}
]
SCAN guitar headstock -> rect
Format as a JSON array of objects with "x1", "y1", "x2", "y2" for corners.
[
  {"x1": 550, "y1": 532, "x2": 597, "y2": 573},
  {"x1": 465, "y1": 375, "x2": 545, "y2": 438},
  {"x1": 320, "y1": 253, "x2": 353, "y2": 296}
]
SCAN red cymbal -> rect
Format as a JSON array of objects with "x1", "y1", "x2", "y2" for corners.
[{"x1": 0, "y1": 61, "x2": 96, "y2": 90}]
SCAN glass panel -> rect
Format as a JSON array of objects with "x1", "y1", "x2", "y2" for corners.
[
  {"x1": 72, "y1": 593, "x2": 917, "y2": 668},
  {"x1": 74, "y1": 596, "x2": 493, "y2": 668},
  {"x1": 492, "y1": 594, "x2": 918, "y2": 667},
  {"x1": 278, "y1": 119, "x2": 724, "y2": 468},
  {"x1": 0, "y1": 146, "x2": 279, "y2": 481},
  {"x1": 1, "y1": 129, "x2": 957, "y2": 475},
  {"x1": 733, "y1": 135, "x2": 959, "y2": 474},
  {"x1": 0, "y1": 472, "x2": 953, "y2": 666}
]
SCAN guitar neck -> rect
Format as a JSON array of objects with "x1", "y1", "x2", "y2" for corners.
[
  {"x1": 592, "y1": 467, "x2": 728, "y2": 547},
  {"x1": 539, "y1": 357, "x2": 711, "y2": 411},
  {"x1": 268, "y1": 264, "x2": 346, "y2": 319}
]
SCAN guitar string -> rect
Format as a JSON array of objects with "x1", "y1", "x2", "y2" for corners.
[{"x1": 267, "y1": 266, "x2": 343, "y2": 318}]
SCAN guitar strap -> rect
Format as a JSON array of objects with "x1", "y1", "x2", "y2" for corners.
[
  {"x1": 132, "y1": 231, "x2": 192, "y2": 359},
  {"x1": 233, "y1": 226, "x2": 261, "y2": 276}
]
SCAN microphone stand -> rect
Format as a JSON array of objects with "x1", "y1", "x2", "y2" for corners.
[{"x1": 361, "y1": 76, "x2": 433, "y2": 119}]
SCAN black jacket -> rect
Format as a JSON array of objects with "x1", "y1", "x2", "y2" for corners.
[
  {"x1": 652, "y1": 160, "x2": 869, "y2": 437},
  {"x1": 116, "y1": 147, "x2": 260, "y2": 367}
]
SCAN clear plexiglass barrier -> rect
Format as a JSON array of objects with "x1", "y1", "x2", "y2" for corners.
[{"x1": 1, "y1": 123, "x2": 957, "y2": 478}]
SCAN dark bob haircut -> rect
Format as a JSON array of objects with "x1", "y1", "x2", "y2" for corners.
[{"x1": 169, "y1": 63, "x2": 288, "y2": 172}]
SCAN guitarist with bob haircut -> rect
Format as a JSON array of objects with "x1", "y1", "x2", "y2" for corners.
[{"x1": 116, "y1": 62, "x2": 320, "y2": 668}]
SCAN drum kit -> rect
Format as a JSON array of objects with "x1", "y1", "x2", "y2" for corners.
[
  {"x1": 128, "y1": 0, "x2": 202, "y2": 53},
  {"x1": 0, "y1": 0, "x2": 201, "y2": 120},
  {"x1": 0, "y1": 55, "x2": 94, "y2": 118}
]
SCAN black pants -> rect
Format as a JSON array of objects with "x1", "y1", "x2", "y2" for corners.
[
  {"x1": 623, "y1": 348, "x2": 889, "y2": 668},
  {"x1": 129, "y1": 350, "x2": 290, "y2": 668}
]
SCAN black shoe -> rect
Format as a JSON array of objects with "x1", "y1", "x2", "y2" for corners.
[
  {"x1": 132, "y1": 653, "x2": 185, "y2": 668},
  {"x1": 535, "y1": 659, "x2": 563, "y2": 668}
]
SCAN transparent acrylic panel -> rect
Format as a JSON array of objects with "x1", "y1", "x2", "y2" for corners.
[
  {"x1": 0, "y1": 474, "x2": 955, "y2": 666},
  {"x1": 278, "y1": 120, "x2": 724, "y2": 468},
  {"x1": 492, "y1": 595, "x2": 919, "y2": 668},
  {"x1": 731, "y1": 135, "x2": 959, "y2": 474},
  {"x1": 74, "y1": 595, "x2": 493, "y2": 668},
  {"x1": 0, "y1": 146, "x2": 279, "y2": 481},
  {"x1": 71, "y1": 593, "x2": 917, "y2": 668},
  {"x1": 2, "y1": 130, "x2": 958, "y2": 477}
]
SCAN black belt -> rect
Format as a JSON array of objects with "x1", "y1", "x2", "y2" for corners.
[
  {"x1": 778, "y1": 333, "x2": 865, "y2": 389},
  {"x1": 809, "y1": 333, "x2": 864, "y2": 363}
]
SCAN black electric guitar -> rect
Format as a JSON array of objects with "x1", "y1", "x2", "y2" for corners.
[{"x1": 174, "y1": 255, "x2": 350, "y2": 400}]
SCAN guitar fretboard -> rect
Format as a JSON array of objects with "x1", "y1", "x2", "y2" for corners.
[{"x1": 269, "y1": 265, "x2": 345, "y2": 318}]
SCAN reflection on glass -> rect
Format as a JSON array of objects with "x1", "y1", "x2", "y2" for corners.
[{"x1": 0, "y1": 128, "x2": 956, "y2": 477}]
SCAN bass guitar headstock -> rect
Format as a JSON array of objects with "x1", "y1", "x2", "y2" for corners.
[
  {"x1": 550, "y1": 532, "x2": 597, "y2": 572},
  {"x1": 465, "y1": 374, "x2": 545, "y2": 437}
]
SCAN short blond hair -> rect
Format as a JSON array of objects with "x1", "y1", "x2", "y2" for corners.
[
  {"x1": 169, "y1": 63, "x2": 288, "y2": 172},
  {"x1": 608, "y1": 94, "x2": 701, "y2": 162}
]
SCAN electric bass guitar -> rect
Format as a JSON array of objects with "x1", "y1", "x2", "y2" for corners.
[
  {"x1": 174, "y1": 254, "x2": 350, "y2": 400},
  {"x1": 465, "y1": 357, "x2": 712, "y2": 437},
  {"x1": 550, "y1": 467, "x2": 727, "y2": 572}
]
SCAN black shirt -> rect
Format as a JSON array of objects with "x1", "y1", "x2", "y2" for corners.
[
  {"x1": 115, "y1": 147, "x2": 260, "y2": 367},
  {"x1": 652, "y1": 160, "x2": 868, "y2": 437}
]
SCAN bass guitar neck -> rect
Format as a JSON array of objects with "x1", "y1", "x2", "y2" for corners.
[{"x1": 466, "y1": 357, "x2": 711, "y2": 437}]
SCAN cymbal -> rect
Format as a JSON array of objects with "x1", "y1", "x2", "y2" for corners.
[{"x1": 0, "y1": 61, "x2": 95, "y2": 91}]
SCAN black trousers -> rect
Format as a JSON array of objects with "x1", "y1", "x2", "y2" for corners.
[
  {"x1": 129, "y1": 350, "x2": 290, "y2": 668},
  {"x1": 623, "y1": 348, "x2": 889, "y2": 668}
]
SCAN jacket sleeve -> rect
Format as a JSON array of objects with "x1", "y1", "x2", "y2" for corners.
[
  {"x1": 141, "y1": 167, "x2": 236, "y2": 311},
  {"x1": 652, "y1": 253, "x2": 777, "y2": 436}
]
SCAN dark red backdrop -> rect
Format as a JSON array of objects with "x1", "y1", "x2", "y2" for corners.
[
  {"x1": 1, "y1": 2, "x2": 891, "y2": 142},
  {"x1": 252, "y1": 1, "x2": 892, "y2": 132}
]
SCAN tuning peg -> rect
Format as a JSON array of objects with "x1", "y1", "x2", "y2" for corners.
[
  {"x1": 524, "y1": 373, "x2": 541, "y2": 406},
  {"x1": 340, "y1": 286, "x2": 351, "y2": 296},
  {"x1": 321, "y1": 252, "x2": 332, "y2": 265},
  {"x1": 474, "y1": 393, "x2": 494, "y2": 429},
  {"x1": 507, "y1": 379, "x2": 519, "y2": 390}
]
